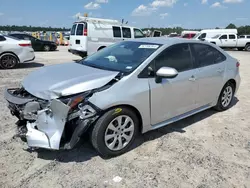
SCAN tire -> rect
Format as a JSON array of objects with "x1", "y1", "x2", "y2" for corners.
[
  {"x1": 214, "y1": 82, "x2": 235, "y2": 111},
  {"x1": 0, "y1": 53, "x2": 18, "y2": 69},
  {"x1": 90, "y1": 107, "x2": 139, "y2": 158},
  {"x1": 44, "y1": 45, "x2": 50, "y2": 51},
  {"x1": 245, "y1": 44, "x2": 250, "y2": 52},
  {"x1": 237, "y1": 47, "x2": 244, "y2": 51}
]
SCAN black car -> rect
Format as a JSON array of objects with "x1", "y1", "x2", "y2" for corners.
[{"x1": 9, "y1": 33, "x2": 57, "y2": 51}]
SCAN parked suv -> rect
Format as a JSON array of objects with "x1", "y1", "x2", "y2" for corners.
[
  {"x1": 4, "y1": 38, "x2": 240, "y2": 157},
  {"x1": 9, "y1": 33, "x2": 57, "y2": 51}
]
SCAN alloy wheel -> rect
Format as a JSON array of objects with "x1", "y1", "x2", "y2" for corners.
[
  {"x1": 1, "y1": 55, "x2": 17, "y2": 69},
  {"x1": 221, "y1": 86, "x2": 233, "y2": 107},
  {"x1": 104, "y1": 115, "x2": 135, "y2": 151}
]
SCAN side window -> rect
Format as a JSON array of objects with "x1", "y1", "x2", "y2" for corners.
[
  {"x1": 71, "y1": 24, "x2": 77, "y2": 35},
  {"x1": 0, "y1": 36, "x2": 6, "y2": 41},
  {"x1": 122, "y1": 27, "x2": 131, "y2": 38},
  {"x1": 182, "y1": 34, "x2": 189, "y2": 38},
  {"x1": 213, "y1": 48, "x2": 227, "y2": 63},
  {"x1": 229, "y1": 35, "x2": 236, "y2": 39},
  {"x1": 239, "y1": 35, "x2": 245, "y2": 38},
  {"x1": 192, "y1": 44, "x2": 226, "y2": 67},
  {"x1": 76, "y1": 24, "x2": 84, "y2": 36},
  {"x1": 155, "y1": 44, "x2": 193, "y2": 72},
  {"x1": 112, "y1": 26, "x2": 121, "y2": 38},
  {"x1": 219, "y1": 35, "x2": 227, "y2": 39},
  {"x1": 134, "y1": 28, "x2": 144, "y2": 38},
  {"x1": 199, "y1": 33, "x2": 206, "y2": 39},
  {"x1": 247, "y1": 36, "x2": 250, "y2": 39}
]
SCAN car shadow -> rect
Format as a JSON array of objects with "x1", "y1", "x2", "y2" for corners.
[
  {"x1": 36, "y1": 97, "x2": 239, "y2": 163},
  {"x1": 16, "y1": 62, "x2": 44, "y2": 69}
]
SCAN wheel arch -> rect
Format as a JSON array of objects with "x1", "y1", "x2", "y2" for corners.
[
  {"x1": 227, "y1": 79, "x2": 236, "y2": 91},
  {"x1": 103, "y1": 104, "x2": 143, "y2": 133},
  {"x1": 97, "y1": 46, "x2": 106, "y2": 51},
  {"x1": 0, "y1": 51, "x2": 20, "y2": 62}
]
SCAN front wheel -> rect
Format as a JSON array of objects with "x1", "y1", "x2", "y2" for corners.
[
  {"x1": 214, "y1": 82, "x2": 235, "y2": 111},
  {"x1": 90, "y1": 107, "x2": 139, "y2": 158}
]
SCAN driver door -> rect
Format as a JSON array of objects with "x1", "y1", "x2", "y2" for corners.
[
  {"x1": 149, "y1": 43, "x2": 198, "y2": 125},
  {"x1": 218, "y1": 34, "x2": 229, "y2": 47}
]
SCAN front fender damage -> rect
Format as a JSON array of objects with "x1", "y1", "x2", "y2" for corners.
[{"x1": 26, "y1": 99, "x2": 70, "y2": 150}]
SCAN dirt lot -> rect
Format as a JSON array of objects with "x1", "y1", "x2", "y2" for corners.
[{"x1": 0, "y1": 47, "x2": 249, "y2": 188}]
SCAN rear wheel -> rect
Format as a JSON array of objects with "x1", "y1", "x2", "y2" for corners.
[
  {"x1": 214, "y1": 82, "x2": 235, "y2": 111},
  {"x1": 245, "y1": 44, "x2": 250, "y2": 52},
  {"x1": 90, "y1": 107, "x2": 139, "y2": 158},
  {"x1": 44, "y1": 45, "x2": 50, "y2": 51},
  {"x1": 0, "y1": 54, "x2": 18, "y2": 69}
]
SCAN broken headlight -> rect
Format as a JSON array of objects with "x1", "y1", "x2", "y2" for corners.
[{"x1": 78, "y1": 103, "x2": 97, "y2": 119}]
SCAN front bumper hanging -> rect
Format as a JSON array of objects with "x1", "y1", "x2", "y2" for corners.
[{"x1": 4, "y1": 88, "x2": 70, "y2": 150}]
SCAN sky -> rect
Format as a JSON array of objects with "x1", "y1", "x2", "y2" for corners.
[{"x1": 0, "y1": 0, "x2": 249, "y2": 29}]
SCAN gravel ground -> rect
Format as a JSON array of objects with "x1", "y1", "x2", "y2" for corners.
[{"x1": 0, "y1": 47, "x2": 249, "y2": 188}]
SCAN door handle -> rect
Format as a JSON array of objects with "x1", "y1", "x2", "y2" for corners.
[{"x1": 188, "y1": 75, "x2": 196, "y2": 81}]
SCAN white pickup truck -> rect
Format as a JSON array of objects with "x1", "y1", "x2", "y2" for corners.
[{"x1": 206, "y1": 33, "x2": 250, "y2": 51}]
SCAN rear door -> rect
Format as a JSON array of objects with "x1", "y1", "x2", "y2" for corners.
[
  {"x1": 228, "y1": 34, "x2": 237, "y2": 47},
  {"x1": 191, "y1": 43, "x2": 226, "y2": 107},
  {"x1": 69, "y1": 23, "x2": 87, "y2": 52}
]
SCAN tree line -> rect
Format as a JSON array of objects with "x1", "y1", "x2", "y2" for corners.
[
  {"x1": 0, "y1": 25, "x2": 70, "y2": 32},
  {"x1": 0, "y1": 23, "x2": 249, "y2": 35}
]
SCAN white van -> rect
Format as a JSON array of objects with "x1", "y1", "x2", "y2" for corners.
[
  {"x1": 194, "y1": 29, "x2": 238, "y2": 41},
  {"x1": 68, "y1": 17, "x2": 145, "y2": 57}
]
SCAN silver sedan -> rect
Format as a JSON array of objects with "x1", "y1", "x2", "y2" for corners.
[{"x1": 4, "y1": 37, "x2": 240, "y2": 157}]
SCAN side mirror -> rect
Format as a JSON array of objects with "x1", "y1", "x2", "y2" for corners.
[{"x1": 155, "y1": 67, "x2": 178, "y2": 83}]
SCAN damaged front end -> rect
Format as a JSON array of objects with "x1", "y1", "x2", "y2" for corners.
[{"x1": 4, "y1": 87, "x2": 101, "y2": 150}]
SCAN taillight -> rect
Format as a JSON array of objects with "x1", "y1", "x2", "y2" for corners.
[
  {"x1": 19, "y1": 43, "x2": 31, "y2": 47},
  {"x1": 236, "y1": 62, "x2": 240, "y2": 67},
  {"x1": 83, "y1": 28, "x2": 87, "y2": 36}
]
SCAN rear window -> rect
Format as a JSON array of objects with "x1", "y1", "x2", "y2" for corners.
[
  {"x1": 229, "y1": 35, "x2": 236, "y2": 39},
  {"x1": 76, "y1": 24, "x2": 84, "y2": 36},
  {"x1": 71, "y1": 24, "x2": 77, "y2": 35}
]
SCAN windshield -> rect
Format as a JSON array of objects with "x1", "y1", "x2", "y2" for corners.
[
  {"x1": 212, "y1": 34, "x2": 221, "y2": 39},
  {"x1": 81, "y1": 41, "x2": 162, "y2": 73}
]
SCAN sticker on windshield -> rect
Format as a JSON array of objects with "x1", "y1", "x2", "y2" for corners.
[
  {"x1": 126, "y1": 66, "x2": 132, "y2": 69},
  {"x1": 139, "y1": 45, "x2": 159, "y2": 49}
]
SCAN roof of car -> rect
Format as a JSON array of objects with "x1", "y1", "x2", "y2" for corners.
[{"x1": 129, "y1": 37, "x2": 205, "y2": 45}]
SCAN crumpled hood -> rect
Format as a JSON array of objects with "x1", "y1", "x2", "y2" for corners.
[{"x1": 22, "y1": 62, "x2": 119, "y2": 100}]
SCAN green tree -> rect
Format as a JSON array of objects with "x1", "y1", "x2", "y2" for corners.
[{"x1": 226, "y1": 23, "x2": 237, "y2": 29}]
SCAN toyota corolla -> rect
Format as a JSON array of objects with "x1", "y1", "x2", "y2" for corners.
[{"x1": 4, "y1": 38, "x2": 240, "y2": 157}]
